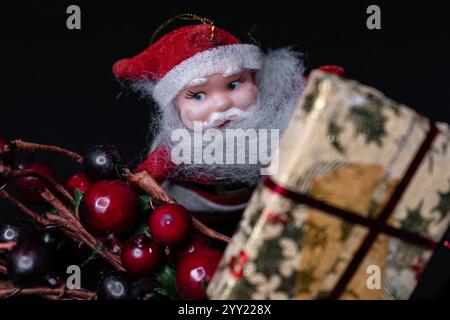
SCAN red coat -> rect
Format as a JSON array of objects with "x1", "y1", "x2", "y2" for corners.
[{"x1": 135, "y1": 144, "x2": 251, "y2": 222}]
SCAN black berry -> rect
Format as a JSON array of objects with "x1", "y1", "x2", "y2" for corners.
[
  {"x1": 0, "y1": 224, "x2": 20, "y2": 243},
  {"x1": 97, "y1": 271, "x2": 131, "y2": 300},
  {"x1": 7, "y1": 242, "x2": 52, "y2": 288},
  {"x1": 83, "y1": 145, "x2": 123, "y2": 181},
  {"x1": 38, "y1": 225, "x2": 60, "y2": 251}
]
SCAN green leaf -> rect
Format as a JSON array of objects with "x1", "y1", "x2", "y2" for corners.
[
  {"x1": 66, "y1": 189, "x2": 84, "y2": 213},
  {"x1": 139, "y1": 195, "x2": 152, "y2": 212},
  {"x1": 156, "y1": 265, "x2": 181, "y2": 300},
  {"x1": 73, "y1": 190, "x2": 84, "y2": 207},
  {"x1": 133, "y1": 223, "x2": 150, "y2": 237},
  {"x1": 81, "y1": 242, "x2": 104, "y2": 268}
]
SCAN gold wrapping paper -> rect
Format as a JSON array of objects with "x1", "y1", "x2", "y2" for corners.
[{"x1": 207, "y1": 70, "x2": 450, "y2": 300}]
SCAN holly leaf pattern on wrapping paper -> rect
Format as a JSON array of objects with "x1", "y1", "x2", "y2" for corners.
[
  {"x1": 431, "y1": 182, "x2": 450, "y2": 222},
  {"x1": 243, "y1": 217, "x2": 304, "y2": 299},
  {"x1": 328, "y1": 101, "x2": 392, "y2": 154},
  {"x1": 303, "y1": 221, "x2": 328, "y2": 250},
  {"x1": 256, "y1": 239, "x2": 286, "y2": 276},
  {"x1": 328, "y1": 120, "x2": 346, "y2": 155},
  {"x1": 296, "y1": 266, "x2": 318, "y2": 295},
  {"x1": 401, "y1": 201, "x2": 430, "y2": 234},
  {"x1": 348, "y1": 102, "x2": 387, "y2": 147}
]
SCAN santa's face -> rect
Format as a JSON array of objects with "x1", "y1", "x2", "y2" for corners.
[{"x1": 174, "y1": 70, "x2": 259, "y2": 132}]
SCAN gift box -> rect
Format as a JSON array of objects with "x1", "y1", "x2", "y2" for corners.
[{"x1": 206, "y1": 70, "x2": 450, "y2": 300}]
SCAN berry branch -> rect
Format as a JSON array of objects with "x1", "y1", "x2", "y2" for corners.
[
  {"x1": 0, "y1": 280, "x2": 97, "y2": 300},
  {"x1": 1, "y1": 165, "x2": 74, "y2": 202},
  {"x1": 191, "y1": 219, "x2": 231, "y2": 244},
  {"x1": 123, "y1": 169, "x2": 174, "y2": 203},
  {"x1": 0, "y1": 243, "x2": 96, "y2": 300},
  {"x1": 0, "y1": 265, "x2": 7, "y2": 276},
  {"x1": 0, "y1": 188, "x2": 124, "y2": 271},
  {"x1": 0, "y1": 242, "x2": 16, "y2": 251},
  {"x1": 123, "y1": 169, "x2": 231, "y2": 243},
  {"x1": 1, "y1": 138, "x2": 231, "y2": 300},
  {"x1": 0, "y1": 190, "x2": 52, "y2": 225},
  {"x1": 11, "y1": 140, "x2": 83, "y2": 164}
]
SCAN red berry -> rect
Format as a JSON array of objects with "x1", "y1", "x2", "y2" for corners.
[
  {"x1": 79, "y1": 180, "x2": 138, "y2": 235},
  {"x1": 14, "y1": 162, "x2": 57, "y2": 205},
  {"x1": 171, "y1": 233, "x2": 209, "y2": 264},
  {"x1": 65, "y1": 172, "x2": 91, "y2": 193},
  {"x1": 176, "y1": 248, "x2": 222, "y2": 300},
  {"x1": 121, "y1": 234, "x2": 163, "y2": 277},
  {"x1": 148, "y1": 203, "x2": 191, "y2": 246}
]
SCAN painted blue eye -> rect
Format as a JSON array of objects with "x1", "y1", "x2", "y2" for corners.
[
  {"x1": 228, "y1": 81, "x2": 241, "y2": 90},
  {"x1": 193, "y1": 93, "x2": 205, "y2": 101}
]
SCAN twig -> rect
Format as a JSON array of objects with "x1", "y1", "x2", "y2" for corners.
[
  {"x1": 12, "y1": 140, "x2": 83, "y2": 165},
  {"x1": 123, "y1": 169, "x2": 231, "y2": 243},
  {"x1": 40, "y1": 190, "x2": 79, "y2": 225},
  {"x1": 2, "y1": 166, "x2": 74, "y2": 203},
  {"x1": 0, "y1": 281, "x2": 96, "y2": 300},
  {"x1": 0, "y1": 188, "x2": 124, "y2": 271},
  {"x1": 0, "y1": 242, "x2": 16, "y2": 251},
  {"x1": 191, "y1": 219, "x2": 231, "y2": 243},
  {"x1": 123, "y1": 169, "x2": 174, "y2": 203},
  {"x1": 0, "y1": 190, "x2": 51, "y2": 225},
  {"x1": 0, "y1": 260, "x2": 7, "y2": 276}
]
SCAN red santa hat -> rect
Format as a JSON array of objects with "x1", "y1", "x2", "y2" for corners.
[{"x1": 113, "y1": 23, "x2": 262, "y2": 107}]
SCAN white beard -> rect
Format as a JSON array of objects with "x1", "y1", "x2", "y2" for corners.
[{"x1": 132, "y1": 48, "x2": 306, "y2": 186}]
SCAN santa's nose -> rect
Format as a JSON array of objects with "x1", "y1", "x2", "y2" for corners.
[{"x1": 212, "y1": 94, "x2": 232, "y2": 111}]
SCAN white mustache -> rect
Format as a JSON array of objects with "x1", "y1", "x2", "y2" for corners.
[{"x1": 203, "y1": 107, "x2": 252, "y2": 130}]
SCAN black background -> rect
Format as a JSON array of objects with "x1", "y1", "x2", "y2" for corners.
[{"x1": 1, "y1": 0, "x2": 450, "y2": 299}]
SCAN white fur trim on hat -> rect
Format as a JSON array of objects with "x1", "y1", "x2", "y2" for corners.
[{"x1": 153, "y1": 44, "x2": 263, "y2": 107}]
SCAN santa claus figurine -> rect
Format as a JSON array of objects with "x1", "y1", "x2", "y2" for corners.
[{"x1": 113, "y1": 16, "x2": 344, "y2": 223}]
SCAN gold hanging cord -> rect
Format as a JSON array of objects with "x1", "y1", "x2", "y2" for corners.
[{"x1": 149, "y1": 13, "x2": 215, "y2": 44}]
